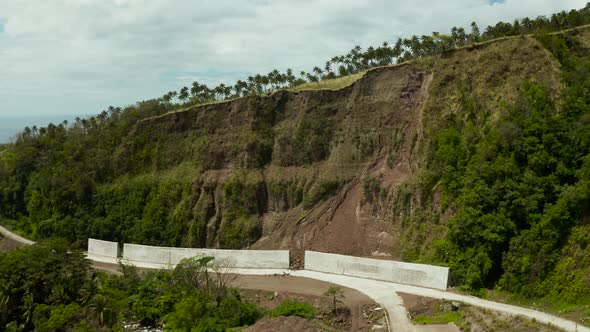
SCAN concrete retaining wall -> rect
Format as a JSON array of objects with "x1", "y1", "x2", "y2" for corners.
[
  {"x1": 88, "y1": 238, "x2": 119, "y2": 259},
  {"x1": 123, "y1": 243, "x2": 290, "y2": 269},
  {"x1": 304, "y1": 251, "x2": 449, "y2": 290}
]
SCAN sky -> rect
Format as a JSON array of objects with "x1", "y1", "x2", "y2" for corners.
[{"x1": 0, "y1": 0, "x2": 587, "y2": 142}]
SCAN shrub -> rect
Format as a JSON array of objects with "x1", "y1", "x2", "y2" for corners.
[
  {"x1": 362, "y1": 175, "x2": 381, "y2": 203},
  {"x1": 301, "y1": 180, "x2": 341, "y2": 209},
  {"x1": 268, "y1": 300, "x2": 316, "y2": 319},
  {"x1": 215, "y1": 296, "x2": 262, "y2": 327}
]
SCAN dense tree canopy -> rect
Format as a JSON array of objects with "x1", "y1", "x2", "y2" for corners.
[
  {"x1": 0, "y1": 243, "x2": 265, "y2": 331},
  {"x1": 422, "y1": 32, "x2": 590, "y2": 302}
]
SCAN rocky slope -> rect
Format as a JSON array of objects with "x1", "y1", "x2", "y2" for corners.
[{"x1": 108, "y1": 36, "x2": 558, "y2": 259}]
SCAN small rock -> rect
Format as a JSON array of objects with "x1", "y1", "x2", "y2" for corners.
[{"x1": 440, "y1": 303, "x2": 454, "y2": 312}]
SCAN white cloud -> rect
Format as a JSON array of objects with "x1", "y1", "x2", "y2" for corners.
[{"x1": 0, "y1": 0, "x2": 586, "y2": 119}]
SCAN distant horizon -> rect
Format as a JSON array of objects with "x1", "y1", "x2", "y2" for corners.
[{"x1": 0, "y1": 114, "x2": 93, "y2": 143}]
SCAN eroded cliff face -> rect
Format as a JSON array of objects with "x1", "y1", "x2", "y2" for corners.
[{"x1": 112, "y1": 35, "x2": 561, "y2": 258}]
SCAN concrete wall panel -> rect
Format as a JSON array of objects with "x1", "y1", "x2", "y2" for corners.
[
  {"x1": 304, "y1": 251, "x2": 448, "y2": 290},
  {"x1": 122, "y1": 243, "x2": 289, "y2": 269},
  {"x1": 88, "y1": 238, "x2": 119, "y2": 258}
]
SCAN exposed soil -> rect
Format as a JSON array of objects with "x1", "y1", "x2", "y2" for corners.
[
  {"x1": 92, "y1": 261, "x2": 123, "y2": 275},
  {"x1": 232, "y1": 274, "x2": 386, "y2": 331},
  {"x1": 399, "y1": 293, "x2": 565, "y2": 332},
  {"x1": 458, "y1": 305, "x2": 564, "y2": 332},
  {"x1": 0, "y1": 234, "x2": 22, "y2": 252},
  {"x1": 401, "y1": 292, "x2": 451, "y2": 319},
  {"x1": 249, "y1": 65, "x2": 432, "y2": 259},
  {"x1": 244, "y1": 316, "x2": 322, "y2": 332}
]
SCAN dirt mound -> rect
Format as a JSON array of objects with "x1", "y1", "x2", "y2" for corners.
[{"x1": 244, "y1": 316, "x2": 321, "y2": 332}]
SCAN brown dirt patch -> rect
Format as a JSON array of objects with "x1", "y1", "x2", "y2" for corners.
[
  {"x1": 400, "y1": 292, "x2": 449, "y2": 319},
  {"x1": 231, "y1": 274, "x2": 371, "y2": 304},
  {"x1": 0, "y1": 235, "x2": 23, "y2": 252},
  {"x1": 91, "y1": 261, "x2": 123, "y2": 275},
  {"x1": 458, "y1": 305, "x2": 564, "y2": 332},
  {"x1": 232, "y1": 274, "x2": 385, "y2": 331},
  {"x1": 399, "y1": 292, "x2": 564, "y2": 332},
  {"x1": 241, "y1": 289, "x2": 353, "y2": 330},
  {"x1": 244, "y1": 316, "x2": 322, "y2": 332},
  {"x1": 251, "y1": 65, "x2": 431, "y2": 259}
]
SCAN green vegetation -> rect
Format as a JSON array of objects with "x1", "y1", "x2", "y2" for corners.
[
  {"x1": 301, "y1": 179, "x2": 342, "y2": 209},
  {"x1": 0, "y1": 240, "x2": 90, "y2": 331},
  {"x1": 0, "y1": 242, "x2": 270, "y2": 331},
  {"x1": 274, "y1": 109, "x2": 335, "y2": 166},
  {"x1": 404, "y1": 31, "x2": 590, "y2": 311},
  {"x1": 484, "y1": 288, "x2": 590, "y2": 326},
  {"x1": 2, "y1": 4, "x2": 590, "y2": 327},
  {"x1": 3, "y1": 6, "x2": 590, "y2": 251},
  {"x1": 362, "y1": 175, "x2": 382, "y2": 204},
  {"x1": 268, "y1": 300, "x2": 317, "y2": 319},
  {"x1": 287, "y1": 71, "x2": 366, "y2": 92},
  {"x1": 414, "y1": 311, "x2": 461, "y2": 325},
  {"x1": 323, "y1": 286, "x2": 345, "y2": 314}
]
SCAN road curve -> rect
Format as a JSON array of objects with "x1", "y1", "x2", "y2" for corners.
[
  {"x1": 1, "y1": 226, "x2": 587, "y2": 332},
  {"x1": 0, "y1": 224, "x2": 34, "y2": 245}
]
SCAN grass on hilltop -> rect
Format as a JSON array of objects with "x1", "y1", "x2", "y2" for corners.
[{"x1": 287, "y1": 71, "x2": 367, "y2": 92}]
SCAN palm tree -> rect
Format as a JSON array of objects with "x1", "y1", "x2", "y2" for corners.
[
  {"x1": 21, "y1": 292, "x2": 34, "y2": 327},
  {"x1": 305, "y1": 73, "x2": 319, "y2": 83},
  {"x1": 269, "y1": 69, "x2": 280, "y2": 89},
  {"x1": 79, "y1": 279, "x2": 99, "y2": 305},
  {"x1": 338, "y1": 65, "x2": 348, "y2": 77},
  {"x1": 260, "y1": 75, "x2": 270, "y2": 93},
  {"x1": 470, "y1": 22, "x2": 480, "y2": 42},
  {"x1": 191, "y1": 81, "x2": 201, "y2": 99},
  {"x1": 312, "y1": 66, "x2": 323, "y2": 78},
  {"x1": 246, "y1": 75, "x2": 255, "y2": 92},
  {"x1": 254, "y1": 74, "x2": 263, "y2": 93},
  {"x1": 286, "y1": 68, "x2": 295, "y2": 87},
  {"x1": 233, "y1": 80, "x2": 245, "y2": 97},
  {"x1": 164, "y1": 90, "x2": 178, "y2": 103},
  {"x1": 0, "y1": 290, "x2": 9, "y2": 322},
  {"x1": 223, "y1": 85, "x2": 232, "y2": 99},
  {"x1": 178, "y1": 86, "x2": 190, "y2": 102},
  {"x1": 88, "y1": 294, "x2": 110, "y2": 326}
]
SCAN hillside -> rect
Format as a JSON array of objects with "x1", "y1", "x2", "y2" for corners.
[{"x1": 1, "y1": 22, "x2": 590, "y2": 321}]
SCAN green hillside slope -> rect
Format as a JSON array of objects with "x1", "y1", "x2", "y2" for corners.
[{"x1": 1, "y1": 12, "x2": 590, "y2": 325}]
